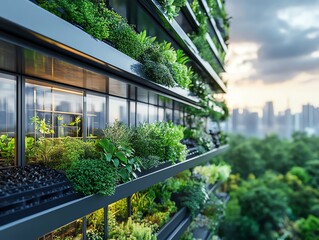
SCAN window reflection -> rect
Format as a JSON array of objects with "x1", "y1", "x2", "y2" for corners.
[
  {"x1": 0, "y1": 73, "x2": 16, "y2": 168},
  {"x1": 130, "y1": 101, "x2": 136, "y2": 127},
  {"x1": 87, "y1": 94, "x2": 106, "y2": 138},
  {"x1": 137, "y1": 87, "x2": 148, "y2": 103},
  {"x1": 109, "y1": 78, "x2": 128, "y2": 98},
  {"x1": 158, "y1": 107, "x2": 165, "y2": 122},
  {"x1": 149, "y1": 105, "x2": 158, "y2": 123},
  {"x1": 109, "y1": 96, "x2": 128, "y2": 125},
  {"x1": 165, "y1": 108, "x2": 173, "y2": 122},
  {"x1": 26, "y1": 81, "x2": 83, "y2": 139},
  {"x1": 136, "y1": 102, "x2": 148, "y2": 123}
]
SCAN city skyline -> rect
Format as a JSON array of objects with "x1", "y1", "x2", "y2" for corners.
[{"x1": 226, "y1": 101, "x2": 319, "y2": 138}]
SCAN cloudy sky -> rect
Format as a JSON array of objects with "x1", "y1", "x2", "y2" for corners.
[{"x1": 224, "y1": 1, "x2": 319, "y2": 114}]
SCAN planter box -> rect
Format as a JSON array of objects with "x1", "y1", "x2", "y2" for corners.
[{"x1": 0, "y1": 165, "x2": 81, "y2": 226}]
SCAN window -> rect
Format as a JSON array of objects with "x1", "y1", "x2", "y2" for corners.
[
  {"x1": 25, "y1": 81, "x2": 83, "y2": 139},
  {"x1": 136, "y1": 102, "x2": 148, "y2": 123},
  {"x1": 0, "y1": 73, "x2": 16, "y2": 167},
  {"x1": 87, "y1": 94, "x2": 106, "y2": 138},
  {"x1": 108, "y1": 96, "x2": 128, "y2": 125}
]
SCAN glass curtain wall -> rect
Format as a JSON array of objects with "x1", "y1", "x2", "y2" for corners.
[{"x1": 0, "y1": 73, "x2": 16, "y2": 168}]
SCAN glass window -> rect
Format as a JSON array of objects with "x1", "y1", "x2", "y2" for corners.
[
  {"x1": 137, "y1": 87, "x2": 148, "y2": 103},
  {"x1": 165, "y1": 108, "x2": 173, "y2": 122},
  {"x1": 130, "y1": 101, "x2": 136, "y2": 127},
  {"x1": 0, "y1": 40, "x2": 16, "y2": 72},
  {"x1": 130, "y1": 85, "x2": 136, "y2": 100},
  {"x1": 136, "y1": 102, "x2": 148, "y2": 124},
  {"x1": 109, "y1": 96, "x2": 128, "y2": 125},
  {"x1": 158, "y1": 107, "x2": 165, "y2": 122},
  {"x1": 149, "y1": 92, "x2": 158, "y2": 105},
  {"x1": 149, "y1": 105, "x2": 158, "y2": 123},
  {"x1": 26, "y1": 81, "x2": 83, "y2": 139},
  {"x1": 0, "y1": 73, "x2": 16, "y2": 168},
  {"x1": 87, "y1": 94, "x2": 106, "y2": 138},
  {"x1": 174, "y1": 109, "x2": 181, "y2": 125},
  {"x1": 109, "y1": 78, "x2": 128, "y2": 98}
]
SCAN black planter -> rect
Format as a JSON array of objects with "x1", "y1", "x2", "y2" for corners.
[{"x1": 0, "y1": 165, "x2": 82, "y2": 226}]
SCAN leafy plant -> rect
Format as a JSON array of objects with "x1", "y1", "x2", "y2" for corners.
[
  {"x1": 98, "y1": 138, "x2": 141, "y2": 182},
  {"x1": 31, "y1": 116, "x2": 54, "y2": 137},
  {"x1": 177, "y1": 181, "x2": 209, "y2": 216},
  {"x1": 66, "y1": 159, "x2": 119, "y2": 196},
  {"x1": 143, "y1": 61, "x2": 176, "y2": 87},
  {"x1": 132, "y1": 122, "x2": 186, "y2": 164},
  {"x1": 103, "y1": 120, "x2": 133, "y2": 148},
  {"x1": 157, "y1": 0, "x2": 187, "y2": 19},
  {"x1": 0, "y1": 135, "x2": 15, "y2": 165},
  {"x1": 37, "y1": 0, "x2": 109, "y2": 40}
]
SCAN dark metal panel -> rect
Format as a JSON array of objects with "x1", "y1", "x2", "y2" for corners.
[
  {"x1": 168, "y1": 216, "x2": 192, "y2": 240},
  {"x1": 16, "y1": 76, "x2": 25, "y2": 167},
  {"x1": 157, "y1": 207, "x2": 188, "y2": 240},
  {"x1": 0, "y1": 0, "x2": 201, "y2": 106},
  {"x1": 0, "y1": 146, "x2": 228, "y2": 240}
]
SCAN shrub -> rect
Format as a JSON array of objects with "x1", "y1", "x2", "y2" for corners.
[
  {"x1": 30, "y1": 138, "x2": 99, "y2": 170},
  {"x1": 142, "y1": 61, "x2": 176, "y2": 87},
  {"x1": 37, "y1": 0, "x2": 109, "y2": 40},
  {"x1": 109, "y1": 217, "x2": 157, "y2": 240},
  {"x1": 103, "y1": 120, "x2": 133, "y2": 148},
  {"x1": 66, "y1": 159, "x2": 119, "y2": 196},
  {"x1": 177, "y1": 181, "x2": 209, "y2": 216},
  {"x1": 157, "y1": 0, "x2": 187, "y2": 19},
  {"x1": 132, "y1": 122, "x2": 186, "y2": 163}
]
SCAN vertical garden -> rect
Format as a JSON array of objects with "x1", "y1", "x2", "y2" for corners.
[{"x1": 0, "y1": 0, "x2": 230, "y2": 239}]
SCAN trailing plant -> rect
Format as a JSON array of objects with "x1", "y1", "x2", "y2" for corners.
[
  {"x1": 98, "y1": 138, "x2": 142, "y2": 182},
  {"x1": 66, "y1": 159, "x2": 119, "y2": 196}
]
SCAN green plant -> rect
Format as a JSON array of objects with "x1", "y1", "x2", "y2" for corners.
[
  {"x1": 109, "y1": 217, "x2": 157, "y2": 240},
  {"x1": 140, "y1": 155, "x2": 162, "y2": 170},
  {"x1": 29, "y1": 138, "x2": 98, "y2": 169},
  {"x1": 178, "y1": 181, "x2": 209, "y2": 216},
  {"x1": 0, "y1": 135, "x2": 15, "y2": 164},
  {"x1": 103, "y1": 120, "x2": 133, "y2": 148},
  {"x1": 31, "y1": 116, "x2": 54, "y2": 137},
  {"x1": 143, "y1": 61, "x2": 176, "y2": 87},
  {"x1": 98, "y1": 138, "x2": 141, "y2": 182},
  {"x1": 66, "y1": 159, "x2": 119, "y2": 196},
  {"x1": 157, "y1": 0, "x2": 187, "y2": 19},
  {"x1": 132, "y1": 122, "x2": 186, "y2": 163},
  {"x1": 37, "y1": 0, "x2": 109, "y2": 40}
]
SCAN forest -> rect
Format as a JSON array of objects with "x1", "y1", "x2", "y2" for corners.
[{"x1": 217, "y1": 133, "x2": 319, "y2": 240}]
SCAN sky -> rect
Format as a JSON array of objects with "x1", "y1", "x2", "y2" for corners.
[{"x1": 224, "y1": 0, "x2": 319, "y2": 114}]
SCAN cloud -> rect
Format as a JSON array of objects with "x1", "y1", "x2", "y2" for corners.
[{"x1": 226, "y1": 0, "x2": 319, "y2": 84}]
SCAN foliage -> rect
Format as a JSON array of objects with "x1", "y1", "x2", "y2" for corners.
[
  {"x1": 296, "y1": 215, "x2": 319, "y2": 240},
  {"x1": 87, "y1": 209, "x2": 104, "y2": 235},
  {"x1": 103, "y1": 120, "x2": 133, "y2": 148},
  {"x1": 157, "y1": 0, "x2": 187, "y2": 19},
  {"x1": 98, "y1": 138, "x2": 141, "y2": 182},
  {"x1": 31, "y1": 116, "x2": 54, "y2": 137},
  {"x1": 37, "y1": 0, "x2": 109, "y2": 40},
  {"x1": 66, "y1": 159, "x2": 119, "y2": 196},
  {"x1": 142, "y1": 60, "x2": 176, "y2": 87},
  {"x1": 219, "y1": 134, "x2": 319, "y2": 240},
  {"x1": 177, "y1": 181, "x2": 209, "y2": 216},
  {"x1": 108, "y1": 217, "x2": 157, "y2": 240},
  {"x1": 140, "y1": 155, "x2": 162, "y2": 170},
  {"x1": 193, "y1": 164, "x2": 231, "y2": 185},
  {"x1": 0, "y1": 135, "x2": 15, "y2": 164},
  {"x1": 28, "y1": 138, "x2": 98, "y2": 170},
  {"x1": 132, "y1": 122, "x2": 186, "y2": 163}
]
